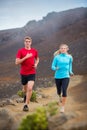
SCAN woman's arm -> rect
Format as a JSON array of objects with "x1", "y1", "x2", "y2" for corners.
[
  {"x1": 51, "y1": 57, "x2": 58, "y2": 71},
  {"x1": 69, "y1": 56, "x2": 74, "y2": 76}
]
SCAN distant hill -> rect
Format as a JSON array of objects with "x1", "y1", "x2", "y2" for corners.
[{"x1": 0, "y1": 7, "x2": 87, "y2": 83}]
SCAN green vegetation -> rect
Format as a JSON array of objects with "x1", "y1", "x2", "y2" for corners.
[
  {"x1": 46, "y1": 101, "x2": 58, "y2": 116},
  {"x1": 30, "y1": 90, "x2": 37, "y2": 102},
  {"x1": 17, "y1": 90, "x2": 24, "y2": 98},
  {"x1": 18, "y1": 107, "x2": 48, "y2": 130},
  {"x1": 17, "y1": 90, "x2": 37, "y2": 102},
  {"x1": 18, "y1": 101, "x2": 59, "y2": 130}
]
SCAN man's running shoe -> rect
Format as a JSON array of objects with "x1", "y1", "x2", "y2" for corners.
[{"x1": 23, "y1": 105, "x2": 29, "y2": 111}]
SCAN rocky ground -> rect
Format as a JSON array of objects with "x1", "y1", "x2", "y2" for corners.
[{"x1": 0, "y1": 75, "x2": 87, "y2": 130}]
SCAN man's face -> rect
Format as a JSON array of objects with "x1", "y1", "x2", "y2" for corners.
[{"x1": 24, "y1": 39, "x2": 32, "y2": 48}]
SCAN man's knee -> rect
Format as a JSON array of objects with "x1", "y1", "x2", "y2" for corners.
[
  {"x1": 27, "y1": 86, "x2": 33, "y2": 91},
  {"x1": 27, "y1": 81, "x2": 34, "y2": 91}
]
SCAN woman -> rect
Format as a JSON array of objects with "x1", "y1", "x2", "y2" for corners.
[{"x1": 51, "y1": 44, "x2": 74, "y2": 113}]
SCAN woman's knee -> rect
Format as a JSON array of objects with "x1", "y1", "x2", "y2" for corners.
[{"x1": 62, "y1": 91, "x2": 67, "y2": 97}]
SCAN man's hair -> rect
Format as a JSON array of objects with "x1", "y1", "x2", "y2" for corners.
[{"x1": 24, "y1": 36, "x2": 32, "y2": 42}]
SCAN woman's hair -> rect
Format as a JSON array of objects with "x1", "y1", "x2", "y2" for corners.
[
  {"x1": 53, "y1": 44, "x2": 69, "y2": 57},
  {"x1": 59, "y1": 44, "x2": 69, "y2": 50},
  {"x1": 53, "y1": 49, "x2": 60, "y2": 56}
]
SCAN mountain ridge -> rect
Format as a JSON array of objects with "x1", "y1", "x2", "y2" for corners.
[{"x1": 0, "y1": 7, "x2": 87, "y2": 91}]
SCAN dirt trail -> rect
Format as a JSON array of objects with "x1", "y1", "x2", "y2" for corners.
[{"x1": 1, "y1": 75, "x2": 87, "y2": 129}]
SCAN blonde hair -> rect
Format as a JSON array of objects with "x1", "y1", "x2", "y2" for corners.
[
  {"x1": 53, "y1": 50, "x2": 60, "y2": 56},
  {"x1": 59, "y1": 44, "x2": 69, "y2": 50},
  {"x1": 53, "y1": 44, "x2": 69, "y2": 57}
]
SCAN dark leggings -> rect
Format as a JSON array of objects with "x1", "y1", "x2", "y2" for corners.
[{"x1": 55, "y1": 78, "x2": 70, "y2": 97}]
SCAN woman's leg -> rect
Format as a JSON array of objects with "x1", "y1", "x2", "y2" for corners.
[
  {"x1": 60, "y1": 78, "x2": 69, "y2": 112},
  {"x1": 55, "y1": 79, "x2": 62, "y2": 96}
]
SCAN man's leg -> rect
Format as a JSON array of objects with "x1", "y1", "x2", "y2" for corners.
[
  {"x1": 25, "y1": 81, "x2": 35, "y2": 105},
  {"x1": 22, "y1": 84, "x2": 27, "y2": 92},
  {"x1": 22, "y1": 85, "x2": 27, "y2": 103},
  {"x1": 23, "y1": 81, "x2": 34, "y2": 111}
]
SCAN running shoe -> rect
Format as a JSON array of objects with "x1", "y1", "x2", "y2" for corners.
[
  {"x1": 23, "y1": 105, "x2": 29, "y2": 111},
  {"x1": 60, "y1": 106, "x2": 64, "y2": 113}
]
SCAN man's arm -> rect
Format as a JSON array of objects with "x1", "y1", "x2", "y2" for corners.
[
  {"x1": 34, "y1": 57, "x2": 39, "y2": 68},
  {"x1": 15, "y1": 53, "x2": 32, "y2": 65}
]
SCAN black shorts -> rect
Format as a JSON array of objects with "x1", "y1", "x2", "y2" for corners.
[{"x1": 21, "y1": 74, "x2": 35, "y2": 85}]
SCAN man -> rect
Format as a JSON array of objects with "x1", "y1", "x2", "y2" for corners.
[{"x1": 15, "y1": 36, "x2": 39, "y2": 111}]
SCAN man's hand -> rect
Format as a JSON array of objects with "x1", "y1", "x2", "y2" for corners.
[
  {"x1": 34, "y1": 63, "x2": 38, "y2": 68},
  {"x1": 15, "y1": 53, "x2": 33, "y2": 65},
  {"x1": 25, "y1": 53, "x2": 32, "y2": 59}
]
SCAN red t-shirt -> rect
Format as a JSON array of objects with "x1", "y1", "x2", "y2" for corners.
[{"x1": 16, "y1": 48, "x2": 38, "y2": 75}]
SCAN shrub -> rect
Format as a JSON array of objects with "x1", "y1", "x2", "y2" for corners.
[
  {"x1": 46, "y1": 101, "x2": 58, "y2": 116},
  {"x1": 30, "y1": 90, "x2": 37, "y2": 102},
  {"x1": 18, "y1": 107, "x2": 48, "y2": 130},
  {"x1": 17, "y1": 90, "x2": 24, "y2": 98},
  {"x1": 18, "y1": 101, "x2": 59, "y2": 130},
  {"x1": 17, "y1": 90, "x2": 37, "y2": 102}
]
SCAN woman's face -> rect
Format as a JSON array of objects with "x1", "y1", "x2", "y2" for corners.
[{"x1": 59, "y1": 45, "x2": 68, "y2": 53}]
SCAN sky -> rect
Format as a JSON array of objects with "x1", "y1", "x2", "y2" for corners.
[{"x1": 0, "y1": 0, "x2": 87, "y2": 30}]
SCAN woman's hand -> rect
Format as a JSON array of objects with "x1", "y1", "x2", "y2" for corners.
[
  {"x1": 70, "y1": 73, "x2": 74, "y2": 76},
  {"x1": 56, "y1": 67, "x2": 59, "y2": 70}
]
